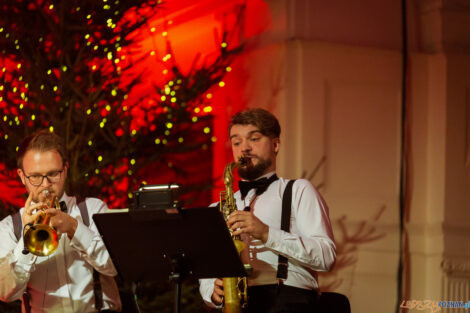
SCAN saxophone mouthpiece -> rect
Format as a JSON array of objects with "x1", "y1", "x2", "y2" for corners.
[{"x1": 239, "y1": 156, "x2": 247, "y2": 166}]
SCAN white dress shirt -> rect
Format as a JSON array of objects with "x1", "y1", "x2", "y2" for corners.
[
  {"x1": 0, "y1": 194, "x2": 121, "y2": 313},
  {"x1": 199, "y1": 173, "x2": 336, "y2": 307}
]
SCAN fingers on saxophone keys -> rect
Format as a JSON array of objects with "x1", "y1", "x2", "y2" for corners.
[
  {"x1": 212, "y1": 279, "x2": 224, "y2": 305},
  {"x1": 231, "y1": 222, "x2": 243, "y2": 233},
  {"x1": 212, "y1": 293, "x2": 223, "y2": 306},
  {"x1": 215, "y1": 285, "x2": 224, "y2": 295},
  {"x1": 233, "y1": 229, "x2": 245, "y2": 236},
  {"x1": 227, "y1": 211, "x2": 243, "y2": 226},
  {"x1": 227, "y1": 214, "x2": 234, "y2": 226}
]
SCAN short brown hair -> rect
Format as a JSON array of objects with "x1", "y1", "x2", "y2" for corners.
[
  {"x1": 17, "y1": 129, "x2": 67, "y2": 169},
  {"x1": 229, "y1": 108, "x2": 281, "y2": 138}
]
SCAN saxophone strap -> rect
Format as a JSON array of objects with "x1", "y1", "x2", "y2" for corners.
[{"x1": 277, "y1": 179, "x2": 296, "y2": 280}]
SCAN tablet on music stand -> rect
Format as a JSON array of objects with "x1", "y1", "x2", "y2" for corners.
[{"x1": 93, "y1": 206, "x2": 246, "y2": 313}]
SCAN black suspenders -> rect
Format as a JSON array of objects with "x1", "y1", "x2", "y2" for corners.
[
  {"x1": 12, "y1": 212, "x2": 22, "y2": 244},
  {"x1": 76, "y1": 198, "x2": 103, "y2": 312},
  {"x1": 12, "y1": 198, "x2": 103, "y2": 312},
  {"x1": 277, "y1": 179, "x2": 296, "y2": 280}
]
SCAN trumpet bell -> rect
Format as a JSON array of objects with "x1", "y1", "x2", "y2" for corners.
[{"x1": 24, "y1": 224, "x2": 59, "y2": 256}]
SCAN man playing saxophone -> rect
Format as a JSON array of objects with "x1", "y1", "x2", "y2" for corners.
[
  {"x1": 200, "y1": 108, "x2": 336, "y2": 313},
  {"x1": 0, "y1": 129, "x2": 121, "y2": 312}
]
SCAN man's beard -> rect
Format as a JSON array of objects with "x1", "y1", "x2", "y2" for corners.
[{"x1": 238, "y1": 157, "x2": 272, "y2": 181}]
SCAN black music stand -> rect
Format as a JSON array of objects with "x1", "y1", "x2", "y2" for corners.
[{"x1": 93, "y1": 207, "x2": 246, "y2": 313}]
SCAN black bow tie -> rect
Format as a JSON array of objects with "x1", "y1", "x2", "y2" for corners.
[
  {"x1": 238, "y1": 174, "x2": 278, "y2": 199},
  {"x1": 59, "y1": 201, "x2": 67, "y2": 213}
]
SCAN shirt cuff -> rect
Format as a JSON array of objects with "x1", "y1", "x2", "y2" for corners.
[
  {"x1": 264, "y1": 227, "x2": 284, "y2": 250},
  {"x1": 69, "y1": 220, "x2": 94, "y2": 252},
  {"x1": 12, "y1": 237, "x2": 37, "y2": 271}
]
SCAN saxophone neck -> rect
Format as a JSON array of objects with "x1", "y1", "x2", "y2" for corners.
[
  {"x1": 223, "y1": 157, "x2": 246, "y2": 188},
  {"x1": 223, "y1": 163, "x2": 235, "y2": 188}
]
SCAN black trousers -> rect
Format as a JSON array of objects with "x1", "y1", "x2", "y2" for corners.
[{"x1": 244, "y1": 284, "x2": 318, "y2": 313}]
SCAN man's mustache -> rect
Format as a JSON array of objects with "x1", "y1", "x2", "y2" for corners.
[
  {"x1": 242, "y1": 154, "x2": 258, "y2": 160},
  {"x1": 241, "y1": 155, "x2": 258, "y2": 165}
]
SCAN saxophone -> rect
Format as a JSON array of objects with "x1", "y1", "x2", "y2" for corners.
[{"x1": 219, "y1": 157, "x2": 248, "y2": 313}]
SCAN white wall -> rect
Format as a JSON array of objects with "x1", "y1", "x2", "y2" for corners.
[
  {"x1": 232, "y1": 0, "x2": 470, "y2": 312},
  {"x1": 280, "y1": 39, "x2": 403, "y2": 313}
]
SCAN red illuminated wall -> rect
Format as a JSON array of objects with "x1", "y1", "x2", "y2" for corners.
[{"x1": 125, "y1": 0, "x2": 271, "y2": 204}]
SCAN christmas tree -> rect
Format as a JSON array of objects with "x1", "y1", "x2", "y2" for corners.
[
  {"x1": 0, "y1": 1, "x2": 243, "y2": 311},
  {"x1": 0, "y1": 0, "x2": 242, "y2": 214}
]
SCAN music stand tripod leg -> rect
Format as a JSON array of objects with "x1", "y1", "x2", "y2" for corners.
[{"x1": 167, "y1": 253, "x2": 187, "y2": 313}]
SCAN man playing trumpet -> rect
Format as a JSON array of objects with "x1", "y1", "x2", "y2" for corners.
[
  {"x1": 0, "y1": 129, "x2": 121, "y2": 312},
  {"x1": 200, "y1": 108, "x2": 336, "y2": 313}
]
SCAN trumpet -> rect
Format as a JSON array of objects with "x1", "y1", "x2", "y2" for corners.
[
  {"x1": 219, "y1": 157, "x2": 249, "y2": 313},
  {"x1": 23, "y1": 190, "x2": 60, "y2": 256}
]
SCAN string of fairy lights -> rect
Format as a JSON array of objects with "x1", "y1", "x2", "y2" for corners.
[{"x1": 0, "y1": 0, "x2": 240, "y2": 206}]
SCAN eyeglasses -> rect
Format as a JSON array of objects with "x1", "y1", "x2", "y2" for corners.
[{"x1": 24, "y1": 169, "x2": 64, "y2": 186}]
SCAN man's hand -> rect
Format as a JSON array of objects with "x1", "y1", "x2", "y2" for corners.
[
  {"x1": 22, "y1": 189, "x2": 78, "y2": 240},
  {"x1": 45, "y1": 209, "x2": 78, "y2": 239},
  {"x1": 22, "y1": 191, "x2": 47, "y2": 230},
  {"x1": 211, "y1": 278, "x2": 224, "y2": 305},
  {"x1": 227, "y1": 211, "x2": 269, "y2": 243}
]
